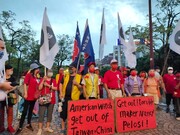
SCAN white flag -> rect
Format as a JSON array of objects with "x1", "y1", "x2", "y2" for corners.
[
  {"x1": 169, "y1": 19, "x2": 180, "y2": 55},
  {"x1": 117, "y1": 13, "x2": 127, "y2": 48},
  {"x1": 0, "y1": 26, "x2": 8, "y2": 73},
  {"x1": 117, "y1": 13, "x2": 130, "y2": 66},
  {"x1": 126, "y1": 28, "x2": 137, "y2": 68},
  {"x1": 99, "y1": 8, "x2": 106, "y2": 60},
  {"x1": 39, "y1": 8, "x2": 59, "y2": 69}
]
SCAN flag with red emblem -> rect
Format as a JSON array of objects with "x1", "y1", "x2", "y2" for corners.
[
  {"x1": 72, "y1": 22, "x2": 81, "y2": 64},
  {"x1": 81, "y1": 19, "x2": 95, "y2": 74}
]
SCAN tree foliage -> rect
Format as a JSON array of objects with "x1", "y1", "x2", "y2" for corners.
[
  {"x1": 54, "y1": 34, "x2": 73, "y2": 68},
  {"x1": 126, "y1": 0, "x2": 180, "y2": 73}
]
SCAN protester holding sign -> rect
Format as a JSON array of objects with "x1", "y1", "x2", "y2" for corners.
[
  {"x1": 82, "y1": 62, "x2": 100, "y2": 99},
  {"x1": 103, "y1": 59, "x2": 125, "y2": 100},
  {"x1": 0, "y1": 39, "x2": 14, "y2": 134},
  {"x1": 15, "y1": 63, "x2": 40, "y2": 134},
  {"x1": 124, "y1": 68, "x2": 144, "y2": 97},
  {"x1": 59, "y1": 62, "x2": 82, "y2": 135},
  {"x1": 5, "y1": 64, "x2": 17, "y2": 133},
  {"x1": 37, "y1": 69, "x2": 57, "y2": 135}
]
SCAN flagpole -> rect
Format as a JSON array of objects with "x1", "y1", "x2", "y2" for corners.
[
  {"x1": 161, "y1": 49, "x2": 170, "y2": 75},
  {"x1": 148, "y1": 0, "x2": 154, "y2": 69}
]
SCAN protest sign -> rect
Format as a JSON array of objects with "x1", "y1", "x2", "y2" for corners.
[
  {"x1": 67, "y1": 99, "x2": 114, "y2": 135},
  {"x1": 115, "y1": 96, "x2": 156, "y2": 133}
]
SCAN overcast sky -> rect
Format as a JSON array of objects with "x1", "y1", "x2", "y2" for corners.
[{"x1": 0, "y1": 0, "x2": 157, "y2": 60}]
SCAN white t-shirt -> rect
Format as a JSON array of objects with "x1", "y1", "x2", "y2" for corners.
[{"x1": 0, "y1": 71, "x2": 7, "y2": 101}]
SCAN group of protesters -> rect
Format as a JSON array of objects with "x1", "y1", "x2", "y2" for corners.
[{"x1": 0, "y1": 39, "x2": 180, "y2": 135}]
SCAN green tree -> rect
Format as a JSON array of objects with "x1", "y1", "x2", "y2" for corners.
[
  {"x1": 0, "y1": 10, "x2": 36, "y2": 78},
  {"x1": 54, "y1": 34, "x2": 73, "y2": 68},
  {"x1": 126, "y1": 0, "x2": 180, "y2": 72}
]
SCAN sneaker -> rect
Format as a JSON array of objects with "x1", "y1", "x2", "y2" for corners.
[
  {"x1": 14, "y1": 128, "x2": 22, "y2": 135},
  {"x1": 176, "y1": 117, "x2": 180, "y2": 120},
  {"x1": 45, "y1": 127, "x2": 54, "y2": 133},
  {"x1": 7, "y1": 126, "x2": 15, "y2": 133},
  {"x1": 37, "y1": 129, "x2": 42, "y2": 135},
  {"x1": 26, "y1": 124, "x2": 34, "y2": 131}
]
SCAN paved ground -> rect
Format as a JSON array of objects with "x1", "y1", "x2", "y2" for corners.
[{"x1": 1, "y1": 101, "x2": 180, "y2": 135}]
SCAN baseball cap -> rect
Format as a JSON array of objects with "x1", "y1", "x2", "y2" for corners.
[
  {"x1": 30, "y1": 63, "x2": 40, "y2": 70},
  {"x1": 110, "y1": 59, "x2": 118, "y2": 64},
  {"x1": 69, "y1": 62, "x2": 77, "y2": 68},
  {"x1": 88, "y1": 62, "x2": 96, "y2": 67},
  {"x1": 167, "y1": 67, "x2": 173, "y2": 70}
]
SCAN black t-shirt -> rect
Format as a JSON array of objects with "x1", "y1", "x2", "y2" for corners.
[
  {"x1": 6, "y1": 76, "x2": 16, "y2": 94},
  {"x1": 61, "y1": 76, "x2": 75, "y2": 98},
  {"x1": 6, "y1": 76, "x2": 16, "y2": 83}
]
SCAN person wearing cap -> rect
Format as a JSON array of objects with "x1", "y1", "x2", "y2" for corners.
[
  {"x1": 59, "y1": 62, "x2": 82, "y2": 135},
  {"x1": 0, "y1": 39, "x2": 14, "y2": 133},
  {"x1": 163, "y1": 67, "x2": 176, "y2": 113},
  {"x1": 103, "y1": 59, "x2": 125, "y2": 100},
  {"x1": 82, "y1": 62, "x2": 100, "y2": 100},
  {"x1": 124, "y1": 68, "x2": 144, "y2": 97},
  {"x1": 174, "y1": 72, "x2": 180, "y2": 120},
  {"x1": 37, "y1": 69, "x2": 57, "y2": 135},
  {"x1": 5, "y1": 64, "x2": 17, "y2": 133},
  {"x1": 95, "y1": 67, "x2": 103, "y2": 98},
  {"x1": 15, "y1": 63, "x2": 41, "y2": 134}
]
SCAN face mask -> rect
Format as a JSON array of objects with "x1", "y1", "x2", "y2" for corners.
[
  {"x1": 131, "y1": 71, "x2": 137, "y2": 76},
  {"x1": 140, "y1": 73, "x2": 146, "y2": 78},
  {"x1": 89, "y1": 68, "x2": 95, "y2": 73},
  {"x1": 47, "y1": 72, "x2": 53, "y2": 78},
  {"x1": 111, "y1": 64, "x2": 118, "y2": 70},
  {"x1": 69, "y1": 69, "x2": 73, "y2": 74},
  {"x1": 168, "y1": 70, "x2": 173, "y2": 74},
  {"x1": 149, "y1": 72, "x2": 155, "y2": 77},
  {"x1": 0, "y1": 50, "x2": 4, "y2": 59}
]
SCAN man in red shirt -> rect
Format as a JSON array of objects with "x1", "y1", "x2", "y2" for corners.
[
  {"x1": 103, "y1": 59, "x2": 125, "y2": 100},
  {"x1": 163, "y1": 67, "x2": 176, "y2": 113}
]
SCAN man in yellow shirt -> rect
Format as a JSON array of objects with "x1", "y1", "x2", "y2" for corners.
[{"x1": 82, "y1": 62, "x2": 100, "y2": 99}]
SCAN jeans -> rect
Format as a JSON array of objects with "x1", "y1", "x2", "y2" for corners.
[{"x1": 19, "y1": 100, "x2": 36, "y2": 128}]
